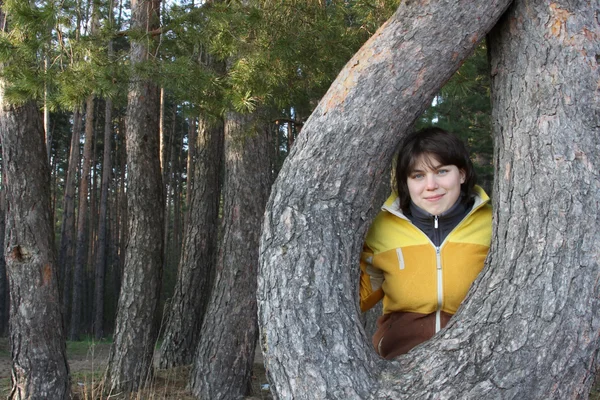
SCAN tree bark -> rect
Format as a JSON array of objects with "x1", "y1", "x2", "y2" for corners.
[
  {"x1": 184, "y1": 116, "x2": 197, "y2": 218},
  {"x1": 163, "y1": 105, "x2": 178, "y2": 272},
  {"x1": 480, "y1": 1, "x2": 599, "y2": 397},
  {"x1": 70, "y1": 94, "x2": 95, "y2": 340},
  {"x1": 116, "y1": 121, "x2": 127, "y2": 302},
  {"x1": 172, "y1": 129, "x2": 183, "y2": 266},
  {"x1": 44, "y1": 58, "x2": 51, "y2": 163},
  {"x1": 158, "y1": 115, "x2": 224, "y2": 369},
  {"x1": 162, "y1": 104, "x2": 175, "y2": 275},
  {"x1": 59, "y1": 107, "x2": 82, "y2": 327},
  {"x1": 160, "y1": 87, "x2": 167, "y2": 177},
  {"x1": 190, "y1": 111, "x2": 271, "y2": 399},
  {"x1": 93, "y1": 97, "x2": 113, "y2": 340},
  {"x1": 104, "y1": 0, "x2": 163, "y2": 392},
  {"x1": 107, "y1": 119, "x2": 127, "y2": 335},
  {"x1": 257, "y1": 1, "x2": 516, "y2": 399},
  {"x1": 0, "y1": 97, "x2": 70, "y2": 398},
  {"x1": 0, "y1": 187, "x2": 7, "y2": 337}
]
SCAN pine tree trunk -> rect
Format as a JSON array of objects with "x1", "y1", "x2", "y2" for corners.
[
  {"x1": 162, "y1": 104, "x2": 175, "y2": 275},
  {"x1": 0, "y1": 97, "x2": 70, "y2": 399},
  {"x1": 93, "y1": 97, "x2": 113, "y2": 340},
  {"x1": 190, "y1": 111, "x2": 271, "y2": 399},
  {"x1": 164, "y1": 107, "x2": 178, "y2": 271},
  {"x1": 86, "y1": 130, "x2": 98, "y2": 331},
  {"x1": 86, "y1": 164, "x2": 97, "y2": 330},
  {"x1": 59, "y1": 107, "x2": 82, "y2": 326},
  {"x1": 104, "y1": 0, "x2": 163, "y2": 392},
  {"x1": 107, "y1": 121, "x2": 126, "y2": 335},
  {"x1": 158, "y1": 115, "x2": 224, "y2": 369},
  {"x1": 0, "y1": 188, "x2": 7, "y2": 337},
  {"x1": 70, "y1": 94, "x2": 95, "y2": 340},
  {"x1": 257, "y1": 1, "x2": 516, "y2": 399},
  {"x1": 44, "y1": 58, "x2": 51, "y2": 163},
  {"x1": 51, "y1": 151, "x2": 58, "y2": 228},
  {"x1": 160, "y1": 87, "x2": 167, "y2": 177},
  {"x1": 116, "y1": 124, "x2": 127, "y2": 298},
  {"x1": 184, "y1": 116, "x2": 197, "y2": 218},
  {"x1": 479, "y1": 1, "x2": 599, "y2": 397},
  {"x1": 172, "y1": 128, "x2": 183, "y2": 266}
]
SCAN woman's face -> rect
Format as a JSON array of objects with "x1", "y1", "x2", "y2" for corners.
[{"x1": 406, "y1": 154, "x2": 465, "y2": 216}]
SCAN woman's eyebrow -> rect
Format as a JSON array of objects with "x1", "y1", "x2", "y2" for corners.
[{"x1": 413, "y1": 163, "x2": 445, "y2": 172}]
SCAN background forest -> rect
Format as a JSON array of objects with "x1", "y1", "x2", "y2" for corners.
[{"x1": 0, "y1": 0, "x2": 495, "y2": 397}]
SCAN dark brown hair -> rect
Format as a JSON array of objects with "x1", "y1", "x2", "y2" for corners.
[{"x1": 395, "y1": 127, "x2": 477, "y2": 212}]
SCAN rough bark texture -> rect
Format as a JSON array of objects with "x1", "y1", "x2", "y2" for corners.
[
  {"x1": 158, "y1": 115, "x2": 224, "y2": 369},
  {"x1": 58, "y1": 108, "x2": 82, "y2": 323},
  {"x1": 70, "y1": 95, "x2": 95, "y2": 340},
  {"x1": 93, "y1": 97, "x2": 113, "y2": 340},
  {"x1": 185, "y1": 116, "x2": 197, "y2": 213},
  {"x1": 257, "y1": 1, "x2": 516, "y2": 399},
  {"x1": 0, "y1": 189, "x2": 7, "y2": 336},
  {"x1": 190, "y1": 111, "x2": 271, "y2": 399},
  {"x1": 172, "y1": 131, "x2": 183, "y2": 264},
  {"x1": 104, "y1": 0, "x2": 163, "y2": 392},
  {"x1": 481, "y1": 1, "x2": 600, "y2": 397},
  {"x1": 116, "y1": 126, "x2": 127, "y2": 303},
  {"x1": 0, "y1": 98, "x2": 70, "y2": 398}
]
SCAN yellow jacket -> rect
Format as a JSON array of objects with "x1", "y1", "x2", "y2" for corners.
[{"x1": 360, "y1": 186, "x2": 492, "y2": 326}]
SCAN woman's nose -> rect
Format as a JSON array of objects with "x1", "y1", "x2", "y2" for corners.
[{"x1": 425, "y1": 175, "x2": 438, "y2": 190}]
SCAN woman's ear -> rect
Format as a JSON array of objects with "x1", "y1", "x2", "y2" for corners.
[{"x1": 460, "y1": 169, "x2": 466, "y2": 184}]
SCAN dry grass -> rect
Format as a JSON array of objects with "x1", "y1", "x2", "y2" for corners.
[
  {"x1": 71, "y1": 365, "x2": 195, "y2": 400},
  {"x1": 71, "y1": 363, "x2": 272, "y2": 399},
  {"x1": 1, "y1": 338, "x2": 272, "y2": 399}
]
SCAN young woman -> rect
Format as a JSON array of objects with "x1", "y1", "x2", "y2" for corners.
[{"x1": 360, "y1": 127, "x2": 492, "y2": 359}]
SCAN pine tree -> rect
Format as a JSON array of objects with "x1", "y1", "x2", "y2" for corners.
[{"x1": 104, "y1": 0, "x2": 164, "y2": 392}]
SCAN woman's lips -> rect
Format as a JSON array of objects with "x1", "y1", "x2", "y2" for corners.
[{"x1": 425, "y1": 194, "x2": 444, "y2": 201}]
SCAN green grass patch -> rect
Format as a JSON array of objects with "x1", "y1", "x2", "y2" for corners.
[
  {"x1": 67, "y1": 339, "x2": 112, "y2": 359},
  {"x1": 66, "y1": 337, "x2": 112, "y2": 358},
  {"x1": 0, "y1": 376, "x2": 10, "y2": 395},
  {"x1": 0, "y1": 338, "x2": 9, "y2": 358}
]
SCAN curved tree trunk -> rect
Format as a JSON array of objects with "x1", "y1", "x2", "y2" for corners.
[
  {"x1": 258, "y1": 0, "x2": 600, "y2": 399},
  {"x1": 482, "y1": 1, "x2": 600, "y2": 397},
  {"x1": 70, "y1": 94, "x2": 95, "y2": 340},
  {"x1": 257, "y1": 1, "x2": 514, "y2": 399},
  {"x1": 158, "y1": 115, "x2": 224, "y2": 369},
  {"x1": 0, "y1": 98, "x2": 70, "y2": 398},
  {"x1": 190, "y1": 111, "x2": 271, "y2": 399},
  {"x1": 104, "y1": 0, "x2": 163, "y2": 392}
]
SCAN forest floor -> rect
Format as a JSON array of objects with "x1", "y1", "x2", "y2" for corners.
[
  {"x1": 0, "y1": 337, "x2": 272, "y2": 399},
  {"x1": 1, "y1": 337, "x2": 599, "y2": 399}
]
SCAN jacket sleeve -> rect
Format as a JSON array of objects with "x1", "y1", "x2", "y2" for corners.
[{"x1": 359, "y1": 244, "x2": 384, "y2": 312}]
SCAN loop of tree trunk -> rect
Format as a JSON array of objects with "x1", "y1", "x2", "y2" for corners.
[{"x1": 257, "y1": 0, "x2": 598, "y2": 398}]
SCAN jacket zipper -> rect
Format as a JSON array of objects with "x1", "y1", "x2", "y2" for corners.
[{"x1": 434, "y1": 216, "x2": 442, "y2": 333}]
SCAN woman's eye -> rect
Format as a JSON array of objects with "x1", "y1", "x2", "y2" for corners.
[
  {"x1": 437, "y1": 169, "x2": 448, "y2": 175},
  {"x1": 411, "y1": 173, "x2": 424, "y2": 180}
]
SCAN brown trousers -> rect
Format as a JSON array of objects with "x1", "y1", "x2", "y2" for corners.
[{"x1": 372, "y1": 311, "x2": 453, "y2": 359}]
